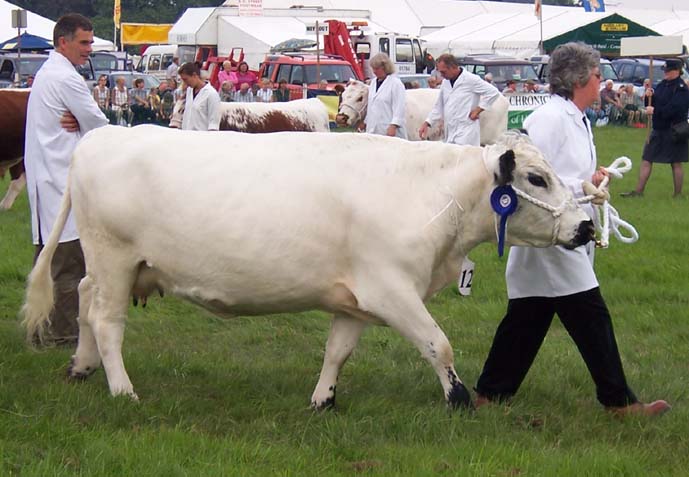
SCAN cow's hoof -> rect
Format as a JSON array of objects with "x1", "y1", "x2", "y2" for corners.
[
  {"x1": 311, "y1": 396, "x2": 336, "y2": 411},
  {"x1": 447, "y1": 382, "x2": 474, "y2": 411},
  {"x1": 67, "y1": 357, "x2": 97, "y2": 381}
]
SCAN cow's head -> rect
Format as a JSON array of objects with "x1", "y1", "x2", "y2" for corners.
[
  {"x1": 336, "y1": 80, "x2": 368, "y2": 127},
  {"x1": 483, "y1": 131, "x2": 594, "y2": 252}
]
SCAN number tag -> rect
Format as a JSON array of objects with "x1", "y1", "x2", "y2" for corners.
[{"x1": 458, "y1": 257, "x2": 475, "y2": 296}]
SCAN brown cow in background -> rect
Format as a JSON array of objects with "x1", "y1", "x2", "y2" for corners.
[{"x1": 0, "y1": 89, "x2": 29, "y2": 210}]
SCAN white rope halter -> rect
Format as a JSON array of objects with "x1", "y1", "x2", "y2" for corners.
[{"x1": 509, "y1": 156, "x2": 638, "y2": 248}]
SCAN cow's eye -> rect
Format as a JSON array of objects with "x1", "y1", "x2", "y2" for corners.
[{"x1": 528, "y1": 173, "x2": 547, "y2": 188}]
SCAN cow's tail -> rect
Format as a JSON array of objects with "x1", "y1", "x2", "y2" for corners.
[{"x1": 21, "y1": 178, "x2": 73, "y2": 344}]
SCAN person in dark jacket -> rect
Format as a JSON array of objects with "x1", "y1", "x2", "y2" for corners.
[{"x1": 621, "y1": 58, "x2": 689, "y2": 198}]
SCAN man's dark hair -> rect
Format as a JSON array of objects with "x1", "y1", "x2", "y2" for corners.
[
  {"x1": 436, "y1": 53, "x2": 459, "y2": 68},
  {"x1": 53, "y1": 13, "x2": 93, "y2": 46},
  {"x1": 178, "y1": 62, "x2": 200, "y2": 77}
]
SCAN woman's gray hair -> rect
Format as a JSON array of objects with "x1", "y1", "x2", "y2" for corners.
[
  {"x1": 548, "y1": 42, "x2": 600, "y2": 100},
  {"x1": 369, "y1": 53, "x2": 395, "y2": 75}
]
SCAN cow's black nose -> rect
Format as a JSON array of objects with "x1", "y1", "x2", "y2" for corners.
[{"x1": 573, "y1": 220, "x2": 595, "y2": 246}]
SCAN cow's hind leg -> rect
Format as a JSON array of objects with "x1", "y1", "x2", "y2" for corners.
[
  {"x1": 0, "y1": 173, "x2": 26, "y2": 210},
  {"x1": 361, "y1": 287, "x2": 472, "y2": 410},
  {"x1": 311, "y1": 313, "x2": 367, "y2": 410},
  {"x1": 68, "y1": 275, "x2": 102, "y2": 379},
  {"x1": 88, "y1": 266, "x2": 138, "y2": 399}
]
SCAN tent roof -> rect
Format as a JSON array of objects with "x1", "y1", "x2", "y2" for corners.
[
  {"x1": 1, "y1": 0, "x2": 114, "y2": 50},
  {"x1": 168, "y1": 7, "x2": 215, "y2": 44},
  {"x1": 0, "y1": 31, "x2": 52, "y2": 50}
]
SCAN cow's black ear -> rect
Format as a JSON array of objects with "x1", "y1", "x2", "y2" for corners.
[{"x1": 495, "y1": 149, "x2": 516, "y2": 186}]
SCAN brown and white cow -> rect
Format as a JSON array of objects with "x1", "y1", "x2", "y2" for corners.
[
  {"x1": 171, "y1": 97, "x2": 330, "y2": 133},
  {"x1": 0, "y1": 89, "x2": 29, "y2": 210},
  {"x1": 23, "y1": 126, "x2": 593, "y2": 410}
]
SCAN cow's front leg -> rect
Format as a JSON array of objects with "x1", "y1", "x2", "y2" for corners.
[
  {"x1": 0, "y1": 173, "x2": 26, "y2": 210},
  {"x1": 311, "y1": 313, "x2": 367, "y2": 410},
  {"x1": 362, "y1": 287, "x2": 473, "y2": 410}
]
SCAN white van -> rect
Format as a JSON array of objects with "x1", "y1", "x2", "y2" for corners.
[{"x1": 136, "y1": 45, "x2": 196, "y2": 80}]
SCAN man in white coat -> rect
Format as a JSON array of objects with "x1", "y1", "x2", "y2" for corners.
[
  {"x1": 365, "y1": 53, "x2": 407, "y2": 139},
  {"x1": 418, "y1": 53, "x2": 501, "y2": 146},
  {"x1": 474, "y1": 42, "x2": 669, "y2": 417},
  {"x1": 178, "y1": 62, "x2": 221, "y2": 131},
  {"x1": 24, "y1": 13, "x2": 109, "y2": 345}
]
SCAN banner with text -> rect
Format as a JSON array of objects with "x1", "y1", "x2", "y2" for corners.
[{"x1": 506, "y1": 93, "x2": 551, "y2": 129}]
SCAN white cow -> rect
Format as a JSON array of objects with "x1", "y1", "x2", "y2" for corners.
[
  {"x1": 171, "y1": 97, "x2": 330, "y2": 133},
  {"x1": 337, "y1": 80, "x2": 509, "y2": 144},
  {"x1": 22, "y1": 126, "x2": 593, "y2": 410}
]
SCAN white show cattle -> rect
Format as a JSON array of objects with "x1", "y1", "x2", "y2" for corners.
[
  {"x1": 171, "y1": 97, "x2": 330, "y2": 132},
  {"x1": 23, "y1": 126, "x2": 593, "y2": 410},
  {"x1": 337, "y1": 80, "x2": 509, "y2": 144}
]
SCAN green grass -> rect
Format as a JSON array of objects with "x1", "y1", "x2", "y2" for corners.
[{"x1": 1, "y1": 125, "x2": 688, "y2": 476}]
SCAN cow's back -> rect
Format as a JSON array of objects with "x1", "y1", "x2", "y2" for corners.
[
  {"x1": 219, "y1": 98, "x2": 329, "y2": 133},
  {"x1": 0, "y1": 89, "x2": 30, "y2": 167}
]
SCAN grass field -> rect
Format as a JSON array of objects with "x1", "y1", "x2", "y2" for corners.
[{"x1": 1, "y1": 126, "x2": 687, "y2": 476}]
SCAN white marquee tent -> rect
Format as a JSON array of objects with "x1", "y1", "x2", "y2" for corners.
[{"x1": 1, "y1": 0, "x2": 114, "y2": 50}]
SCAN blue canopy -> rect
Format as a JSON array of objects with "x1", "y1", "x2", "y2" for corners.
[{"x1": 0, "y1": 32, "x2": 53, "y2": 51}]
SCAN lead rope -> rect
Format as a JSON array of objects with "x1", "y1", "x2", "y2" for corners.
[{"x1": 580, "y1": 156, "x2": 639, "y2": 248}]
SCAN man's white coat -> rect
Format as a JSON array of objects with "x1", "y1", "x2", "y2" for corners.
[
  {"x1": 24, "y1": 51, "x2": 108, "y2": 244},
  {"x1": 426, "y1": 69, "x2": 502, "y2": 146}
]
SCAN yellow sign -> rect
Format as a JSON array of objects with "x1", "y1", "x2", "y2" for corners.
[
  {"x1": 113, "y1": 0, "x2": 121, "y2": 30},
  {"x1": 601, "y1": 23, "x2": 628, "y2": 32},
  {"x1": 121, "y1": 23, "x2": 174, "y2": 45}
]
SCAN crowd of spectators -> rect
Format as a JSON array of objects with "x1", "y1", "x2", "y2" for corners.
[{"x1": 92, "y1": 74, "x2": 179, "y2": 127}]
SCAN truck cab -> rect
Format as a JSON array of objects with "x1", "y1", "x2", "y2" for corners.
[{"x1": 325, "y1": 21, "x2": 425, "y2": 79}]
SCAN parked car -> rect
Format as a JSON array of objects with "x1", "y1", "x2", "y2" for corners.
[
  {"x1": 0, "y1": 53, "x2": 48, "y2": 87},
  {"x1": 457, "y1": 55, "x2": 542, "y2": 92},
  {"x1": 398, "y1": 73, "x2": 431, "y2": 88},
  {"x1": 103, "y1": 72, "x2": 161, "y2": 90},
  {"x1": 612, "y1": 57, "x2": 689, "y2": 87},
  {"x1": 91, "y1": 51, "x2": 134, "y2": 73},
  {"x1": 259, "y1": 53, "x2": 360, "y2": 99}
]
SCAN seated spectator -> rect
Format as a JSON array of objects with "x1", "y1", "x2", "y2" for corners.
[
  {"x1": 484, "y1": 72, "x2": 494, "y2": 85},
  {"x1": 319, "y1": 79, "x2": 329, "y2": 90},
  {"x1": 158, "y1": 81, "x2": 175, "y2": 126},
  {"x1": 524, "y1": 79, "x2": 542, "y2": 93},
  {"x1": 600, "y1": 79, "x2": 623, "y2": 124},
  {"x1": 234, "y1": 82, "x2": 254, "y2": 102},
  {"x1": 502, "y1": 79, "x2": 517, "y2": 94},
  {"x1": 217, "y1": 60, "x2": 238, "y2": 92},
  {"x1": 236, "y1": 61, "x2": 257, "y2": 88},
  {"x1": 22, "y1": 74, "x2": 35, "y2": 88},
  {"x1": 129, "y1": 78, "x2": 155, "y2": 125},
  {"x1": 256, "y1": 78, "x2": 274, "y2": 102},
  {"x1": 92, "y1": 74, "x2": 112, "y2": 123},
  {"x1": 585, "y1": 99, "x2": 607, "y2": 126},
  {"x1": 219, "y1": 81, "x2": 235, "y2": 102},
  {"x1": 148, "y1": 86, "x2": 161, "y2": 122},
  {"x1": 273, "y1": 79, "x2": 290, "y2": 102},
  {"x1": 620, "y1": 83, "x2": 643, "y2": 126},
  {"x1": 110, "y1": 76, "x2": 130, "y2": 126}
]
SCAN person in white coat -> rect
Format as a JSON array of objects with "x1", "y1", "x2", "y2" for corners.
[
  {"x1": 418, "y1": 53, "x2": 501, "y2": 146},
  {"x1": 364, "y1": 53, "x2": 407, "y2": 139},
  {"x1": 474, "y1": 42, "x2": 669, "y2": 417},
  {"x1": 24, "y1": 13, "x2": 109, "y2": 345},
  {"x1": 178, "y1": 62, "x2": 221, "y2": 131}
]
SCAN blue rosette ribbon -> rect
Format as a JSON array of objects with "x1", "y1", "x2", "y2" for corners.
[{"x1": 490, "y1": 185, "x2": 519, "y2": 257}]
